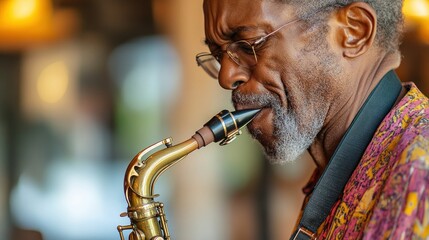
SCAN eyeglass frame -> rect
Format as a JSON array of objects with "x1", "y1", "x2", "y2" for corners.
[{"x1": 196, "y1": 3, "x2": 345, "y2": 79}]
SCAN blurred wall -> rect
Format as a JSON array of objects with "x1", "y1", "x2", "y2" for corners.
[{"x1": 0, "y1": 1, "x2": 428, "y2": 240}]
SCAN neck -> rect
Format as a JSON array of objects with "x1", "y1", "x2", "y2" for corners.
[{"x1": 309, "y1": 51, "x2": 401, "y2": 170}]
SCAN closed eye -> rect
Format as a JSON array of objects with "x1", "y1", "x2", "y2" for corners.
[{"x1": 234, "y1": 40, "x2": 255, "y2": 55}]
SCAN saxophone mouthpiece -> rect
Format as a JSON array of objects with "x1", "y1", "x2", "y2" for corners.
[
  {"x1": 193, "y1": 108, "x2": 261, "y2": 147},
  {"x1": 229, "y1": 108, "x2": 261, "y2": 129}
]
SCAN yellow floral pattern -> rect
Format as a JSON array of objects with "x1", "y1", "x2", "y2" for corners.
[{"x1": 300, "y1": 83, "x2": 429, "y2": 239}]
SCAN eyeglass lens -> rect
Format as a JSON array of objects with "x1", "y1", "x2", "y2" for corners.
[
  {"x1": 197, "y1": 40, "x2": 258, "y2": 79},
  {"x1": 227, "y1": 40, "x2": 258, "y2": 68},
  {"x1": 196, "y1": 54, "x2": 220, "y2": 79}
]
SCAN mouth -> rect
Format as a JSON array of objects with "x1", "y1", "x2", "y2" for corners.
[
  {"x1": 234, "y1": 105, "x2": 269, "y2": 129},
  {"x1": 233, "y1": 96, "x2": 272, "y2": 112},
  {"x1": 233, "y1": 92, "x2": 272, "y2": 111},
  {"x1": 234, "y1": 103, "x2": 268, "y2": 116},
  {"x1": 231, "y1": 90, "x2": 280, "y2": 134}
]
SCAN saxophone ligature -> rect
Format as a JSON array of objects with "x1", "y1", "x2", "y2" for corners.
[{"x1": 117, "y1": 108, "x2": 260, "y2": 240}]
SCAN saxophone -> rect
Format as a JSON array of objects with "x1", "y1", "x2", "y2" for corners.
[{"x1": 117, "y1": 109, "x2": 260, "y2": 240}]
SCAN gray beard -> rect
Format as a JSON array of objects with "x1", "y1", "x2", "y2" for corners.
[
  {"x1": 232, "y1": 92, "x2": 325, "y2": 165},
  {"x1": 232, "y1": 24, "x2": 340, "y2": 165}
]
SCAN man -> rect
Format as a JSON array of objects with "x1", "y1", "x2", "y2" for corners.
[{"x1": 196, "y1": 0, "x2": 429, "y2": 239}]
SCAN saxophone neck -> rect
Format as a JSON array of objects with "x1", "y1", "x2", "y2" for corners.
[{"x1": 132, "y1": 138, "x2": 199, "y2": 200}]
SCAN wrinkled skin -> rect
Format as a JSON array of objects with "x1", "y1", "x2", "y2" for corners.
[
  {"x1": 202, "y1": 0, "x2": 401, "y2": 166},
  {"x1": 203, "y1": 0, "x2": 343, "y2": 164}
]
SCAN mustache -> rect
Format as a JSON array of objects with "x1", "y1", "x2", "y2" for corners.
[{"x1": 231, "y1": 90, "x2": 280, "y2": 109}]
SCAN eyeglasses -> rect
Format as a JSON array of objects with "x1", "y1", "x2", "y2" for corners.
[
  {"x1": 196, "y1": 18, "x2": 300, "y2": 79},
  {"x1": 196, "y1": 4, "x2": 345, "y2": 79}
]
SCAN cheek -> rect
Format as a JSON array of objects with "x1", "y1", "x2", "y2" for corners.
[{"x1": 252, "y1": 57, "x2": 291, "y2": 105}]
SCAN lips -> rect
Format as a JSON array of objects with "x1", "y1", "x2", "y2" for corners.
[
  {"x1": 233, "y1": 102, "x2": 264, "y2": 128},
  {"x1": 234, "y1": 105, "x2": 268, "y2": 130},
  {"x1": 231, "y1": 89, "x2": 280, "y2": 133},
  {"x1": 232, "y1": 94, "x2": 270, "y2": 112}
]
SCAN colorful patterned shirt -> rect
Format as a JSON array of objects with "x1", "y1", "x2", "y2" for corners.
[{"x1": 302, "y1": 83, "x2": 429, "y2": 239}]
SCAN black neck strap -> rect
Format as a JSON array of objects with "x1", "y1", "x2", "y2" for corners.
[{"x1": 291, "y1": 71, "x2": 403, "y2": 240}]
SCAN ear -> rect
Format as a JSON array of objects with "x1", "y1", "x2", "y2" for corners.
[{"x1": 335, "y1": 2, "x2": 377, "y2": 58}]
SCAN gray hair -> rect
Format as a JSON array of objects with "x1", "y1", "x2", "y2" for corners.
[{"x1": 281, "y1": 0, "x2": 404, "y2": 54}]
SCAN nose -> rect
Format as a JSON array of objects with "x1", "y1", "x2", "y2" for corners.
[{"x1": 218, "y1": 56, "x2": 249, "y2": 90}]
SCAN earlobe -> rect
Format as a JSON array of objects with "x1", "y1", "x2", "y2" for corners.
[{"x1": 337, "y1": 2, "x2": 377, "y2": 58}]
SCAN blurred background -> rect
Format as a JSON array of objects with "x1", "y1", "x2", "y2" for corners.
[{"x1": 0, "y1": 0, "x2": 428, "y2": 239}]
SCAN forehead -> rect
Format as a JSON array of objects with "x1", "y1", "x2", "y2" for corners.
[{"x1": 203, "y1": 0, "x2": 294, "y2": 41}]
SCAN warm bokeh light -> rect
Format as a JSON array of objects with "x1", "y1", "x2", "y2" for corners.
[
  {"x1": 403, "y1": 0, "x2": 429, "y2": 44},
  {"x1": 403, "y1": 0, "x2": 429, "y2": 19},
  {"x1": 37, "y1": 61, "x2": 69, "y2": 104},
  {"x1": 0, "y1": 0, "x2": 79, "y2": 51},
  {"x1": 11, "y1": 0, "x2": 37, "y2": 19},
  {"x1": 0, "y1": 0, "x2": 52, "y2": 29}
]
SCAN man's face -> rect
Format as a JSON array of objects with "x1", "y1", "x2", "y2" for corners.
[{"x1": 203, "y1": 0, "x2": 345, "y2": 164}]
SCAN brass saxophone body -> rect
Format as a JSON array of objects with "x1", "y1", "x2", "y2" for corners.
[{"x1": 117, "y1": 109, "x2": 260, "y2": 240}]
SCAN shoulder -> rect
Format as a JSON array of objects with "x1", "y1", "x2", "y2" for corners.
[
  {"x1": 393, "y1": 83, "x2": 429, "y2": 163},
  {"x1": 364, "y1": 83, "x2": 429, "y2": 164},
  {"x1": 364, "y1": 83, "x2": 429, "y2": 238}
]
